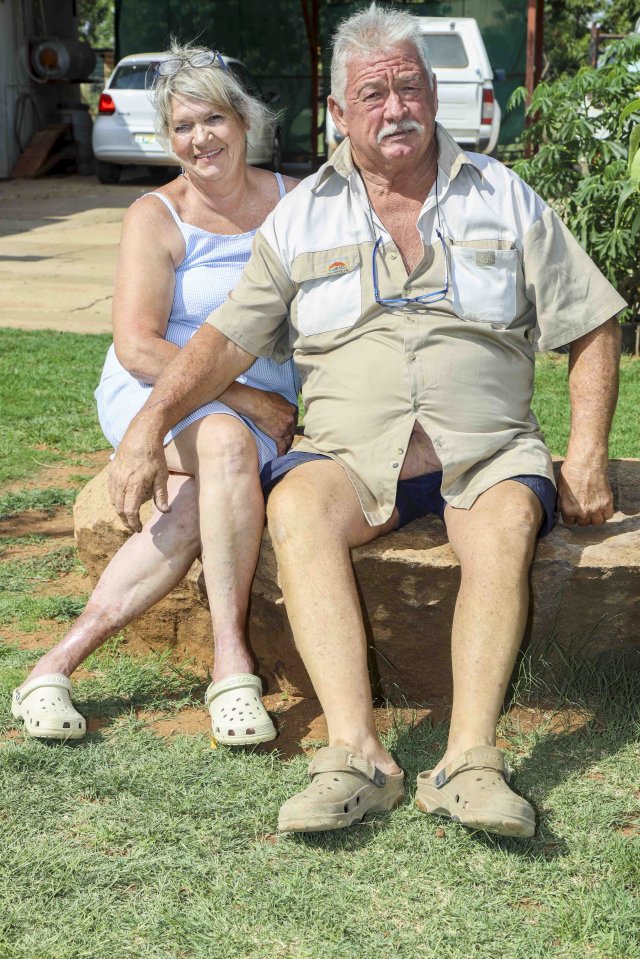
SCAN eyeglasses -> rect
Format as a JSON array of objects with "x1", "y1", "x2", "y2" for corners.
[
  {"x1": 156, "y1": 50, "x2": 227, "y2": 77},
  {"x1": 372, "y1": 228, "x2": 449, "y2": 308}
]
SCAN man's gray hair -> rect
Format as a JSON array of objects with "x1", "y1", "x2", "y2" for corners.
[
  {"x1": 331, "y1": 2, "x2": 433, "y2": 108},
  {"x1": 152, "y1": 41, "x2": 274, "y2": 157}
]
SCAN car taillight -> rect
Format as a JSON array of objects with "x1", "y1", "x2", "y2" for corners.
[
  {"x1": 98, "y1": 93, "x2": 116, "y2": 115},
  {"x1": 481, "y1": 87, "x2": 495, "y2": 124}
]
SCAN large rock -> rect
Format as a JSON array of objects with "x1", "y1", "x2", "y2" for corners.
[{"x1": 74, "y1": 460, "x2": 640, "y2": 704}]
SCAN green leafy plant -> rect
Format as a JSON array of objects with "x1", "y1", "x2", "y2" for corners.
[{"x1": 509, "y1": 35, "x2": 640, "y2": 314}]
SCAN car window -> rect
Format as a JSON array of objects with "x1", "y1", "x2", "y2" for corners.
[
  {"x1": 109, "y1": 64, "x2": 151, "y2": 90},
  {"x1": 421, "y1": 34, "x2": 469, "y2": 69}
]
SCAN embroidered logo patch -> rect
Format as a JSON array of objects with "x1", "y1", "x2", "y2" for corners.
[
  {"x1": 327, "y1": 260, "x2": 349, "y2": 275},
  {"x1": 475, "y1": 251, "x2": 496, "y2": 267}
]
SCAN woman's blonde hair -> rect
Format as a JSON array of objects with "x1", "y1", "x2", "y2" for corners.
[{"x1": 151, "y1": 40, "x2": 275, "y2": 156}]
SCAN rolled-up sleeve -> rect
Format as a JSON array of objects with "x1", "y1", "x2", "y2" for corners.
[
  {"x1": 206, "y1": 230, "x2": 294, "y2": 363},
  {"x1": 522, "y1": 207, "x2": 627, "y2": 352}
]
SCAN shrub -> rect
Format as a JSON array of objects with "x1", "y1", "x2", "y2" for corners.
[{"x1": 509, "y1": 35, "x2": 640, "y2": 314}]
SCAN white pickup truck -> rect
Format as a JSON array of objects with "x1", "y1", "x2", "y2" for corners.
[{"x1": 325, "y1": 17, "x2": 501, "y2": 157}]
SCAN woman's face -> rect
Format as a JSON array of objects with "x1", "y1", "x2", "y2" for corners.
[{"x1": 169, "y1": 94, "x2": 247, "y2": 181}]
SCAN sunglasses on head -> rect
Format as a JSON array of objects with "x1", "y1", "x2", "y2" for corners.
[{"x1": 155, "y1": 50, "x2": 227, "y2": 77}]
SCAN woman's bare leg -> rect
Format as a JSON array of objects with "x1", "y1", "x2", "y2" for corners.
[
  {"x1": 21, "y1": 473, "x2": 201, "y2": 683},
  {"x1": 22, "y1": 412, "x2": 265, "y2": 690},
  {"x1": 166, "y1": 414, "x2": 265, "y2": 683}
]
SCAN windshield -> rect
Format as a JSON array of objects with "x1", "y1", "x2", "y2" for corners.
[
  {"x1": 109, "y1": 64, "x2": 151, "y2": 89},
  {"x1": 421, "y1": 34, "x2": 469, "y2": 69}
]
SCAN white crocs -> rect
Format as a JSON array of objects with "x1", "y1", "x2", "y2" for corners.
[
  {"x1": 205, "y1": 673, "x2": 276, "y2": 746},
  {"x1": 11, "y1": 673, "x2": 86, "y2": 740}
]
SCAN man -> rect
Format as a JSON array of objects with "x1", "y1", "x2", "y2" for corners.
[{"x1": 110, "y1": 4, "x2": 624, "y2": 838}]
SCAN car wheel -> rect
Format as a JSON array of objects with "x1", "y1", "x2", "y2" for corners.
[
  {"x1": 96, "y1": 160, "x2": 122, "y2": 184},
  {"x1": 269, "y1": 130, "x2": 282, "y2": 172}
]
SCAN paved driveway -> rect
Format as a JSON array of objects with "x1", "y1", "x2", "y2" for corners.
[
  {"x1": 0, "y1": 165, "x2": 309, "y2": 335},
  {"x1": 0, "y1": 174, "x2": 152, "y2": 334}
]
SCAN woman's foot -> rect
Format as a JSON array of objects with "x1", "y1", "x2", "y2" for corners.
[
  {"x1": 205, "y1": 673, "x2": 276, "y2": 745},
  {"x1": 12, "y1": 674, "x2": 86, "y2": 740}
]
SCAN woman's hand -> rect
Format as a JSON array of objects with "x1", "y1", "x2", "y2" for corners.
[
  {"x1": 251, "y1": 390, "x2": 298, "y2": 455},
  {"x1": 245, "y1": 387, "x2": 298, "y2": 456},
  {"x1": 218, "y1": 382, "x2": 298, "y2": 454}
]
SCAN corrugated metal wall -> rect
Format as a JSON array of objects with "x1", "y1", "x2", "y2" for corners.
[{"x1": 116, "y1": 0, "x2": 526, "y2": 157}]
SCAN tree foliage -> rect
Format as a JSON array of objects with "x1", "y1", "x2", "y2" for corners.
[
  {"x1": 511, "y1": 35, "x2": 640, "y2": 314},
  {"x1": 77, "y1": 0, "x2": 115, "y2": 49},
  {"x1": 544, "y1": 0, "x2": 638, "y2": 79}
]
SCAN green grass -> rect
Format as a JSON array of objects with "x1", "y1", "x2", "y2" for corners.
[
  {"x1": 0, "y1": 488, "x2": 79, "y2": 519},
  {"x1": 532, "y1": 355, "x2": 639, "y2": 458},
  {"x1": 0, "y1": 331, "x2": 638, "y2": 958},
  {"x1": 0, "y1": 547, "x2": 79, "y2": 591},
  {"x1": 0, "y1": 329, "x2": 111, "y2": 484},
  {"x1": 0, "y1": 642, "x2": 638, "y2": 959}
]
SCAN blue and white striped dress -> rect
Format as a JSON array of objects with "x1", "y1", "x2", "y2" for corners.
[{"x1": 95, "y1": 173, "x2": 299, "y2": 470}]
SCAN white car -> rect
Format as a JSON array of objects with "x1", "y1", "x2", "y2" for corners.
[
  {"x1": 325, "y1": 17, "x2": 500, "y2": 157},
  {"x1": 92, "y1": 53, "x2": 282, "y2": 183}
]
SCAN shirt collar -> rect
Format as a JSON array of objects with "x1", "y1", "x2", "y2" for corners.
[{"x1": 310, "y1": 122, "x2": 483, "y2": 194}]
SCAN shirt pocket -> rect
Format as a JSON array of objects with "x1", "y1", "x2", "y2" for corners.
[
  {"x1": 291, "y1": 245, "x2": 362, "y2": 336},
  {"x1": 450, "y1": 242, "x2": 519, "y2": 326}
]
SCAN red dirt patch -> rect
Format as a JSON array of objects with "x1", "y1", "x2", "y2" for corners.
[
  {"x1": 135, "y1": 708, "x2": 209, "y2": 738},
  {"x1": 498, "y1": 705, "x2": 595, "y2": 748},
  {"x1": 614, "y1": 813, "x2": 640, "y2": 837},
  {"x1": 0, "y1": 506, "x2": 76, "y2": 540},
  {"x1": 4, "y1": 450, "x2": 109, "y2": 495}
]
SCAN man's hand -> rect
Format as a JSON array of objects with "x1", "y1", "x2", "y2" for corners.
[
  {"x1": 108, "y1": 419, "x2": 170, "y2": 533},
  {"x1": 251, "y1": 390, "x2": 298, "y2": 455},
  {"x1": 557, "y1": 461, "x2": 614, "y2": 527}
]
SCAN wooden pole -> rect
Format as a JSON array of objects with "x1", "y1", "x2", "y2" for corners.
[{"x1": 300, "y1": 0, "x2": 320, "y2": 166}]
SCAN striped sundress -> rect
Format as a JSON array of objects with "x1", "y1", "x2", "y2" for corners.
[{"x1": 94, "y1": 172, "x2": 299, "y2": 470}]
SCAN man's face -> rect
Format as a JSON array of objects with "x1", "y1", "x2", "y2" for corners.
[{"x1": 328, "y1": 42, "x2": 438, "y2": 172}]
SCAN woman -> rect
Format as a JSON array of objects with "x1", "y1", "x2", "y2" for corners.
[{"x1": 11, "y1": 44, "x2": 299, "y2": 745}]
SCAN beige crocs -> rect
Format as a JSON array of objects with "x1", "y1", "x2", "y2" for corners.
[
  {"x1": 11, "y1": 673, "x2": 86, "y2": 740},
  {"x1": 278, "y1": 746, "x2": 405, "y2": 833},
  {"x1": 415, "y1": 745, "x2": 535, "y2": 838},
  {"x1": 205, "y1": 673, "x2": 276, "y2": 746}
]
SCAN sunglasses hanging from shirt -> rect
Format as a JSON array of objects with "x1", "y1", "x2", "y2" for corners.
[{"x1": 368, "y1": 172, "x2": 449, "y2": 308}]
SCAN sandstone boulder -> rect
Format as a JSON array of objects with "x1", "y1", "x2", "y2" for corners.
[{"x1": 74, "y1": 460, "x2": 640, "y2": 704}]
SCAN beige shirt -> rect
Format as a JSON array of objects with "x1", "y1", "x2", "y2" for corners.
[{"x1": 207, "y1": 125, "x2": 627, "y2": 525}]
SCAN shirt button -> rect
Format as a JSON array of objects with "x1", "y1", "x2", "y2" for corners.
[
  {"x1": 413, "y1": 401, "x2": 419, "y2": 411},
  {"x1": 390, "y1": 253, "x2": 397, "y2": 260},
  {"x1": 392, "y1": 462, "x2": 399, "y2": 469},
  {"x1": 396, "y1": 448, "x2": 404, "y2": 455},
  {"x1": 408, "y1": 352, "x2": 416, "y2": 362},
  {"x1": 406, "y1": 317, "x2": 415, "y2": 324}
]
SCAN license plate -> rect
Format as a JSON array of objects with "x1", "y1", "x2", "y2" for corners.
[{"x1": 134, "y1": 133, "x2": 156, "y2": 144}]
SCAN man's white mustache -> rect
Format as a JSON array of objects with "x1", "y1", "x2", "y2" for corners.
[{"x1": 377, "y1": 120, "x2": 425, "y2": 143}]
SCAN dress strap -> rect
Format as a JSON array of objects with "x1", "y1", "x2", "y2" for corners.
[
  {"x1": 137, "y1": 191, "x2": 183, "y2": 227},
  {"x1": 274, "y1": 172, "x2": 286, "y2": 199}
]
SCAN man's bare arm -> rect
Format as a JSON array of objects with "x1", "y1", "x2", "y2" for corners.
[
  {"x1": 558, "y1": 316, "x2": 621, "y2": 526},
  {"x1": 109, "y1": 323, "x2": 255, "y2": 532}
]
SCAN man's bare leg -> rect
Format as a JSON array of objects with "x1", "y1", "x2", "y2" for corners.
[
  {"x1": 436, "y1": 479, "x2": 544, "y2": 772},
  {"x1": 20, "y1": 473, "x2": 201, "y2": 682},
  {"x1": 267, "y1": 459, "x2": 400, "y2": 774}
]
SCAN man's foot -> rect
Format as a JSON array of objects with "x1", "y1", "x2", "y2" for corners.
[
  {"x1": 415, "y1": 745, "x2": 535, "y2": 838},
  {"x1": 278, "y1": 746, "x2": 405, "y2": 833}
]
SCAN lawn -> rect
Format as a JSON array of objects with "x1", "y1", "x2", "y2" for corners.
[{"x1": 0, "y1": 329, "x2": 638, "y2": 959}]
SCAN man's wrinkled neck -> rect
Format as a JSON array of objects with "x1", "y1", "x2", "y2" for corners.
[{"x1": 352, "y1": 138, "x2": 439, "y2": 202}]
